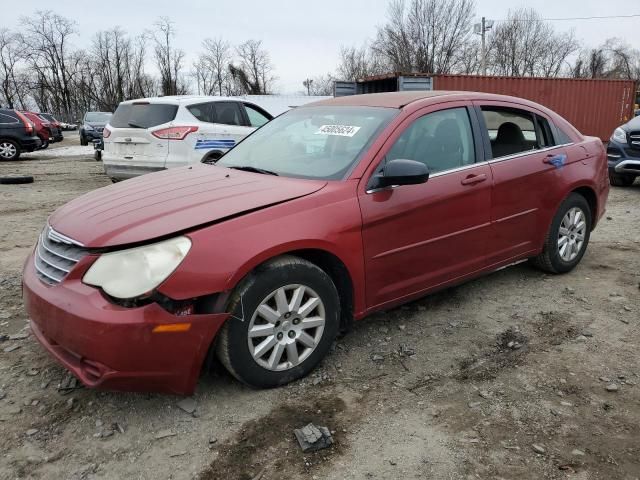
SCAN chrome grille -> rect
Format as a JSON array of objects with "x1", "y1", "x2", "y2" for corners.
[
  {"x1": 629, "y1": 132, "x2": 640, "y2": 150},
  {"x1": 34, "y1": 226, "x2": 87, "y2": 285}
]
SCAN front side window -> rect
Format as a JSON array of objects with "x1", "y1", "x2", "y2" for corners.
[
  {"x1": 386, "y1": 107, "x2": 475, "y2": 174},
  {"x1": 245, "y1": 104, "x2": 271, "y2": 127},
  {"x1": 217, "y1": 106, "x2": 397, "y2": 180},
  {"x1": 481, "y1": 107, "x2": 554, "y2": 158}
]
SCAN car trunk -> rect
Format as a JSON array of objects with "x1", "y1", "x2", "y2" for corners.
[{"x1": 105, "y1": 102, "x2": 178, "y2": 169}]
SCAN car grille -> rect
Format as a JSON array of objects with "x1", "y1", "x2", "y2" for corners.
[
  {"x1": 96, "y1": 127, "x2": 104, "y2": 134},
  {"x1": 629, "y1": 131, "x2": 640, "y2": 150},
  {"x1": 34, "y1": 226, "x2": 87, "y2": 285}
]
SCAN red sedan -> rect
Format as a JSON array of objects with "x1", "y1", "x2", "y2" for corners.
[{"x1": 23, "y1": 92, "x2": 609, "y2": 394}]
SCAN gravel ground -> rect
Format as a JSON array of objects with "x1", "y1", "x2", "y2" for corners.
[{"x1": 1, "y1": 137, "x2": 639, "y2": 480}]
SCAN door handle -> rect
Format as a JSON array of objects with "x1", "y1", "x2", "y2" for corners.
[
  {"x1": 460, "y1": 173, "x2": 487, "y2": 185},
  {"x1": 543, "y1": 153, "x2": 567, "y2": 168}
]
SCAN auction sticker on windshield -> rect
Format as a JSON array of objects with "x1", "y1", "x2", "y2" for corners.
[{"x1": 315, "y1": 125, "x2": 361, "y2": 137}]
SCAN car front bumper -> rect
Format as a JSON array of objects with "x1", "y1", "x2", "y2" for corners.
[
  {"x1": 607, "y1": 140, "x2": 640, "y2": 176},
  {"x1": 83, "y1": 130, "x2": 103, "y2": 140},
  {"x1": 22, "y1": 252, "x2": 229, "y2": 395}
]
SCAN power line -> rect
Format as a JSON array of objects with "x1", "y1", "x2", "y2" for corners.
[{"x1": 496, "y1": 13, "x2": 640, "y2": 22}]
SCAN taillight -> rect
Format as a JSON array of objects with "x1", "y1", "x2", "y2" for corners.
[
  {"x1": 103, "y1": 127, "x2": 111, "y2": 139},
  {"x1": 15, "y1": 111, "x2": 33, "y2": 135},
  {"x1": 152, "y1": 126, "x2": 198, "y2": 140}
]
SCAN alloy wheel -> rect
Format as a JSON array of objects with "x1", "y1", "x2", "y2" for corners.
[
  {"x1": 0, "y1": 142, "x2": 17, "y2": 159},
  {"x1": 557, "y1": 207, "x2": 586, "y2": 262},
  {"x1": 247, "y1": 284, "x2": 326, "y2": 371}
]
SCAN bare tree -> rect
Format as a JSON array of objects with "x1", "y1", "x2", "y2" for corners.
[
  {"x1": 231, "y1": 40, "x2": 275, "y2": 94},
  {"x1": 20, "y1": 11, "x2": 77, "y2": 118},
  {"x1": 571, "y1": 38, "x2": 640, "y2": 80},
  {"x1": 193, "y1": 37, "x2": 232, "y2": 95},
  {"x1": 335, "y1": 45, "x2": 387, "y2": 80},
  {"x1": 487, "y1": 9, "x2": 578, "y2": 77},
  {"x1": 371, "y1": 0, "x2": 476, "y2": 74},
  {"x1": 301, "y1": 75, "x2": 334, "y2": 95},
  {"x1": 0, "y1": 28, "x2": 29, "y2": 108},
  {"x1": 152, "y1": 17, "x2": 187, "y2": 96}
]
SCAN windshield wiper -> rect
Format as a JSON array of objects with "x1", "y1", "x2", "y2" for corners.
[
  {"x1": 127, "y1": 121, "x2": 145, "y2": 129},
  {"x1": 229, "y1": 166, "x2": 279, "y2": 176}
]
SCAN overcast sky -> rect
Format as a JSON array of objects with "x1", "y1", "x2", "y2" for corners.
[{"x1": 4, "y1": 0, "x2": 640, "y2": 93}]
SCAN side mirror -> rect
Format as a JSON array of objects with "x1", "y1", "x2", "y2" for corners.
[{"x1": 369, "y1": 159, "x2": 429, "y2": 190}]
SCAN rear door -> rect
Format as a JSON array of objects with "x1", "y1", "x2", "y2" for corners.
[
  {"x1": 105, "y1": 102, "x2": 178, "y2": 170},
  {"x1": 474, "y1": 101, "x2": 569, "y2": 263}
]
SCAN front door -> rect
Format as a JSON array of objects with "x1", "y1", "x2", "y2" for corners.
[{"x1": 358, "y1": 104, "x2": 493, "y2": 309}]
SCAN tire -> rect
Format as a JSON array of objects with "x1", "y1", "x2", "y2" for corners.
[
  {"x1": 609, "y1": 172, "x2": 635, "y2": 187},
  {"x1": 530, "y1": 193, "x2": 592, "y2": 274},
  {"x1": 94, "y1": 150, "x2": 102, "y2": 161},
  {"x1": 80, "y1": 133, "x2": 88, "y2": 146},
  {"x1": 0, "y1": 139, "x2": 20, "y2": 161},
  {"x1": 216, "y1": 255, "x2": 340, "y2": 388},
  {"x1": 39, "y1": 139, "x2": 49, "y2": 150},
  {"x1": 0, "y1": 175, "x2": 34, "y2": 185}
]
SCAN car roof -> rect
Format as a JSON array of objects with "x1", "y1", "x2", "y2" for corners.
[
  {"x1": 306, "y1": 91, "x2": 546, "y2": 110},
  {"x1": 118, "y1": 95, "x2": 248, "y2": 106}
]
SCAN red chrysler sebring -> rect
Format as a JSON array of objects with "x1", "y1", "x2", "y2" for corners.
[{"x1": 23, "y1": 92, "x2": 609, "y2": 394}]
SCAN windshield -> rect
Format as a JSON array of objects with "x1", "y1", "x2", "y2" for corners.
[
  {"x1": 85, "y1": 112, "x2": 112, "y2": 123},
  {"x1": 217, "y1": 106, "x2": 397, "y2": 180}
]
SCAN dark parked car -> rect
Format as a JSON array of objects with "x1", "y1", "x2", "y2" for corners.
[
  {"x1": 23, "y1": 92, "x2": 608, "y2": 395},
  {"x1": 38, "y1": 113, "x2": 64, "y2": 142},
  {"x1": 607, "y1": 116, "x2": 640, "y2": 186},
  {"x1": 80, "y1": 112, "x2": 112, "y2": 146},
  {"x1": 0, "y1": 108, "x2": 42, "y2": 160}
]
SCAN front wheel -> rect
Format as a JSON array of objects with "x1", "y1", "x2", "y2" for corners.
[
  {"x1": 216, "y1": 256, "x2": 340, "y2": 388},
  {"x1": 80, "y1": 133, "x2": 88, "y2": 146},
  {"x1": 39, "y1": 139, "x2": 49, "y2": 150},
  {"x1": 530, "y1": 193, "x2": 591, "y2": 274}
]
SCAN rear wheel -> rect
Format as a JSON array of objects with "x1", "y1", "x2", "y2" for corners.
[
  {"x1": 0, "y1": 140, "x2": 20, "y2": 161},
  {"x1": 201, "y1": 151, "x2": 223, "y2": 165},
  {"x1": 530, "y1": 193, "x2": 591, "y2": 274},
  {"x1": 216, "y1": 256, "x2": 340, "y2": 388},
  {"x1": 609, "y1": 172, "x2": 635, "y2": 187}
]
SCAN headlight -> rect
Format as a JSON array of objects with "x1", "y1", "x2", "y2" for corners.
[
  {"x1": 85, "y1": 124, "x2": 94, "y2": 131},
  {"x1": 612, "y1": 127, "x2": 627, "y2": 144},
  {"x1": 83, "y1": 236, "x2": 191, "y2": 299}
]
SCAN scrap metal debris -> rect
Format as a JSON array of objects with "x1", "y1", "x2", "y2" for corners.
[{"x1": 294, "y1": 423, "x2": 334, "y2": 453}]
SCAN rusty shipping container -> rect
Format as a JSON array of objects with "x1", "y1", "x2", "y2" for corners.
[
  {"x1": 432, "y1": 75, "x2": 636, "y2": 141},
  {"x1": 337, "y1": 73, "x2": 637, "y2": 141}
]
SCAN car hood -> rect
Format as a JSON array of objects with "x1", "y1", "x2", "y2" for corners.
[
  {"x1": 623, "y1": 115, "x2": 640, "y2": 131},
  {"x1": 48, "y1": 165, "x2": 327, "y2": 248},
  {"x1": 86, "y1": 122, "x2": 107, "y2": 128}
]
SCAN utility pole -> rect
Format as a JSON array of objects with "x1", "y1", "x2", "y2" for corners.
[{"x1": 474, "y1": 17, "x2": 494, "y2": 76}]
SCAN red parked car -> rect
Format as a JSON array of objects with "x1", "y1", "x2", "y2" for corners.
[
  {"x1": 23, "y1": 92, "x2": 609, "y2": 395},
  {"x1": 20, "y1": 111, "x2": 63, "y2": 149}
]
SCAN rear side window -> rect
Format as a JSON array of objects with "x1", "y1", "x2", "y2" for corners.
[
  {"x1": 0, "y1": 112, "x2": 20, "y2": 124},
  {"x1": 188, "y1": 102, "x2": 245, "y2": 126},
  {"x1": 110, "y1": 103, "x2": 178, "y2": 129},
  {"x1": 481, "y1": 107, "x2": 544, "y2": 158}
]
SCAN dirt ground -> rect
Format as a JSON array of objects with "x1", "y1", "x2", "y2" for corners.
[{"x1": 1, "y1": 136, "x2": 639, "y2": 480}]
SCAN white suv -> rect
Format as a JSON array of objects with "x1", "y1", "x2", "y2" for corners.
[{"x1": 102, "y1": 96, "x2": 273, "y2": 181}]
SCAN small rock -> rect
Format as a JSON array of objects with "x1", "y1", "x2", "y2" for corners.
[
  {"x1": 26, "y1": 428, "x2": 39, "y2": 436},
  {"x1": 532, "y1": 444, "x2": 546, "y2": 454},
  {"x1": 575, "y1": 335, "x2": 588, "y2": 342},
  {"x1": 169, "y1": 451, "x2": 187, "y2": 458},
  {"x1": 571, "y1": 449, "x2": 585, "y2": 456},
  {"x1": 3, "y1": 344, "x2": 20, "y2": 353},
  {"x1": 95, "y1": 420, "x2": 103, "y2": 428},
  {"x1": 599, "y1": 376, "x2": 611, "y2": 382},
  {"x1": 176, "y1": 397, "x2": 197, "y2": 415},
  {"x1": 9, "y1": 333, "x2": 29, "y2": 340},
  {"x1": 623, "y1": 306, "x2": 632, "y2": 312},
  {"x1": 620, "y1": 318, "x2": 630, "y2": 325},
  {"x1": 581, "y1": 331, "x2": 593, "y2": 337},
  {"x1": 389, "y1": 460, "x2": 397, "y2": 466},
  {"x1": 560, "y1": 401, "x2": 573, "y2": 407},
  {"x1": 398, "y1": 325, "x2": 406, "y2": 331},
  {"x1": 294, "y1": 423, "x2": 334, "y2": 452},
  {"x1": 0, "y1": 390, "x2": 5, "y2": 400},
  {"x1": 66, "y1": 398, "x2": 76, "y2": 409},
  {"x1": 564, "y1": 287, "x2": 575, "y2": 294},
  {"x1": 26, "y1": 369, "x2": 40, "y2": 376},
  {"x1": 478, "y1": 390, "x2": 490, "y2": 399},
  {"x1": 468, "y1": 401, "x2": 482, "y2": 408},
  {"x1": 605, "y1": 384, "x2": 619, "y2": 392},
  {"x1": 155, "y1": 429, "x2": 177, "y2": 440},
  {"x1": 208, "y1": 437, "x2": 218, "y2": 445},
  {"x1": 101, "y1": 429, "x2": 114, "y2": 438},
  {"x1": 370, "y1": 353, "x2": 384, "y2": 362}
]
